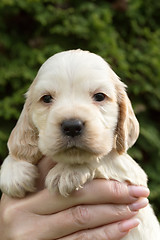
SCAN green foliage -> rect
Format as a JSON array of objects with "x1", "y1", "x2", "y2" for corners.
[{"x1": 0, "y1": 0, "x2": 160, "y2": 218}]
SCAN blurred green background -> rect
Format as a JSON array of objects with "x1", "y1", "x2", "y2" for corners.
[{"x1": 0, "y1": 0, "x2": 160, "y2": 219}]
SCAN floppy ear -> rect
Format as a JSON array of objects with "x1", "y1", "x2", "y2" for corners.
[
  {"x1": 116, "y1": 87, "x2": 139, "y2": 154},
  {"x1": 8, "y1": 98, "x2": 42, "y2": 164}
]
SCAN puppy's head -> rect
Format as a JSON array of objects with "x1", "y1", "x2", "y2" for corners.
[{"x1": 8, "y1": 50, "x2": 139, "y2": 164}]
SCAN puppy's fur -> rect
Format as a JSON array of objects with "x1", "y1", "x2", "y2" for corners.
[{"x1": 0, "y1": 50, "x2": 160, "y2": 239}]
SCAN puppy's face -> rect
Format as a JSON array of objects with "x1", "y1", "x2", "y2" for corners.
[
  {"x1": 8, "y1": 50, "x2": 139, "y2": 165},
  {"x1": 29, "y1": 51, "x2": 119, "y2": 164}
]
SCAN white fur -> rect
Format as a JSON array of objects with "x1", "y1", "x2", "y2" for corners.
[
  {"x1": 0, "y1": 155, "x2": 38, "y2": 198},
  {"x1": 0, "y1": 49, "x2": 159, "y2": 239}
]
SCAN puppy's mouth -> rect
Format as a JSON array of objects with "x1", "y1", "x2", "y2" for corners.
[
  {"x1": 51, "y1": 138, "x2": 100, "y2": 164},
  {"x1": 61, "y1": 139, "x2": 91, "y2": 155},
  {"x1": 63, "y1": 146, "x2": 84, "y2": 155}
]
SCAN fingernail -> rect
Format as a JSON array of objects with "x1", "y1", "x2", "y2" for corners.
[
  {"x1": 129, "y1": 198, "x2": 149, "y2": 211},
  {"x1": 128, "y1": 186, "x2": 150, "y2": 198},
  {"x1": 119, "y1": 218, "x2": 140, "y2": 232}
]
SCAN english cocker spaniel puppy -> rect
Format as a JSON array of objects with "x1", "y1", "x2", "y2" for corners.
[{"x1": 0, "y1": 50, "x2": 160, "y2": 239}]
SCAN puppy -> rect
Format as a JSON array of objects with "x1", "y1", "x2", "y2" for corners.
[{"x1": 0, "y1": 50, "x2": 160, "y2": 239}]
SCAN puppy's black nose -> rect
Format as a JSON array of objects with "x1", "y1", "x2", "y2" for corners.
[{"x1": 61, "y1": 119, "x2": 84, "y2": 137}]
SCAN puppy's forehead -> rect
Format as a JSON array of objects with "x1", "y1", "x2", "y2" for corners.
[{"x1": 34, "y1": 50, "x2": 117, "y2": 95}]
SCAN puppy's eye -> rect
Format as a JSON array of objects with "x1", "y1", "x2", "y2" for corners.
[
  {"x1": 41, "y1": 95, "x2": 53, "y2": 103},
  {"x1": 93, "y1": 93, "x2": 106, "y2": 102}
]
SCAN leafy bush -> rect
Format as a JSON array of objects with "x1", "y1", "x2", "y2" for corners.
[{"x1": 0, "y1": 0, "x2": 160, "y2": 219}]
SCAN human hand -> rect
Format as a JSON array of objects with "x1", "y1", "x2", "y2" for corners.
[{"x1": 0, "y1": 157, "x2": 149, "y2": 240}]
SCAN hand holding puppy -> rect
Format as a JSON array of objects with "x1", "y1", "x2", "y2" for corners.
[{"x1": 0, "y1": 157, "x2": 149, "y2": 240}]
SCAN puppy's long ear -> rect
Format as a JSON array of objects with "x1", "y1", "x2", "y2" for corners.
[
  {"x1": 116, "y1": 86, "x2": 139, "y2": 154},
  {"x1": 8, "y1": 96, "x2": 42, "y2": 164}
]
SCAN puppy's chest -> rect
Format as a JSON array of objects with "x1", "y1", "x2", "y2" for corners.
[{"x1": 94, "y1": 151, "x2": 148, "y2": 187}]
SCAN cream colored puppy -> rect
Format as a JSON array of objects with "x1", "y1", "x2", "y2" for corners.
[{"x1": 0, "y1": 50, "x2": 160, "y2": 239}]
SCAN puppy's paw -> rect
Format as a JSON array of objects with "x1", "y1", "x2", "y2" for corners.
[
  {"x1": 45, "y1": 167, "x2": 62, "y2": 194},
  {"x1": 0, "y1": 155, "x2": 38, "y2": 198},
  {"x1": 45, "y1": 163, "x2": 94, "y2": 197}
]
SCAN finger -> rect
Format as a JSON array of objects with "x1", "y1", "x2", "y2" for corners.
[
  {"x1": 23, "y1": 179, "x2": 149, "y2": 215},
  {"x1": 36, "y1": 156, "x2": 56, "y2": 190},
  {"x1": 58, "y1": 218, "x2": 140, "y2": 240},
  {"x1": 39, "y1": 202, "x2": 140, "y2": 239}
]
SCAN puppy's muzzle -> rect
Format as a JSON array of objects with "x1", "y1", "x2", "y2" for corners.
[{"x1": 61, "y1": 119, "x2": 84, "y2": 138}]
